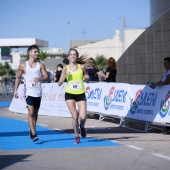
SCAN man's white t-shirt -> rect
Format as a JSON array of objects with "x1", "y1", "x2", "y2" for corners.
[{"x1": 23, "y1": 61, "x2": 42, "y2": 97}]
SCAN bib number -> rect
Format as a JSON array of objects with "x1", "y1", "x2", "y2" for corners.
[
  {"x1": 28, "y1": 80, "x2": 40, "y2": 89},
  {"x1": 69, "y1": 81, "x2": 82, "y2": 90}
]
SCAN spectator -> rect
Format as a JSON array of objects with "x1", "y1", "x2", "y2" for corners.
[
  {"x1": 63, "y1": 58, "x2": 69, "y2": 66},
  {"x1": 41, "y1": 70, "x2": 54, "y2": 83},
  {"x1": 100, "y1": 57, "x2": 117, "y2": 82},
  {"x1": 48, "y1": 70, "x2": 54, "y2": 83},
  {"x1": 86, "y1": 58, "x2": 99, "y2": 82},
  {"x1": 148, "y1": 57, "x2": 170, "y2": 89},
  {"x1": 148, "y1": 57, "x2": 170, "y2": 134},
  {"x1": 54, "y1": 64, "x2": 63, "y2": 82}
]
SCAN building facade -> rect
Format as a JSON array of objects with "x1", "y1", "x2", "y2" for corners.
[
  {"x1": 150, "y1": 0, "x2": 170, "y2": 24},
  {"x1": 0, "y1": 38, "x2": 66, "y2": 72},
  {"x1": 116, "y1": 0, "x2": 170, "y2": 84},
  {"x1": 73, "y1": 29, "x2": 145, "y2": 61}
]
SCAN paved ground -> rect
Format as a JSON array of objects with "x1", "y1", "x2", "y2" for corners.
[{"x1": 0, "y1": 96, "x2": 170, "y2": 170}]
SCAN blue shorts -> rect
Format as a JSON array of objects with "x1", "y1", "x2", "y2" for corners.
[
  {"x1": 26, "y1": 96, "x2": 41, "y2": 109},
  {"x1": 65, "y1": 92, "x2": 86, "y2": 102}
]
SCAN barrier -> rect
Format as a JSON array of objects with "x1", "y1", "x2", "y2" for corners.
[
  {"x1": 9, "y1": 82, "x2": 170, "y2": 131},
  {"x1": 9, "y1": 83, "x2": 70, "y2": 117}
]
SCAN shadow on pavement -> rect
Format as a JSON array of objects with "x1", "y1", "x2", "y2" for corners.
[{"x1": 0, "y1": 154, "x2": 32, "y2": 169}]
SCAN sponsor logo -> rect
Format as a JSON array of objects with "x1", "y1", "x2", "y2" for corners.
[
  {"x1": 104, "y1": 87, "x2": 127, "y2": 110},
  {"x1": 130, "y1": 89, "x2": 142, "y2": 114},
  {"x1": 159, "y1": 90, "x2": 170, "y2": 118},
  {"x1": 85, "y1": 86, "x2": 102, "y2": 100},
  {"x1": 85, "y1": 86, "x2": 102, "y2": 107},
  {"x1": 104, "y1": 87, "x2": 115, "y2": 110},
  {"x1": 130, "y1": 89, "x2": 157, "y2": 116}
]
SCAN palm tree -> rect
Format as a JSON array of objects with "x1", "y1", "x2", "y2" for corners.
[
  {"x1": 38, "y1": 51, "x2": 48, "y2": 61},
  {"x1": 0, "y1": 62, "x2": 15, "y2": 96},
  {"x1": 0, "y1": 63, "x2": 6, "y2": 78},
  {"x1": 95, "y1": 55, "x2": 107, "y2": 71},
  {"x1": 4, "y1": 62, "x2": 15, "y2": 78},
  {"x1": 0, "y1": 62, "x2": 15, "y2": 83}
]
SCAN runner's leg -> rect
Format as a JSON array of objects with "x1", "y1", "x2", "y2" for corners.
[{"x1": 66, "y1": 100, "x2": 79, "y2": 137}]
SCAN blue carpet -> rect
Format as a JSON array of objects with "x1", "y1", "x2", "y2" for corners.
[
  {"x1": 0, "y1": 117, "x2": 123, "y2": 150},
  {"x1": 0, "y1": 101, "x2": 11, "y2": 108}
]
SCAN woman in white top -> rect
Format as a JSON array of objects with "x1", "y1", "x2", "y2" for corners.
[{"x1": 149, "y1": 57, "x2": 170, "y2": 89}]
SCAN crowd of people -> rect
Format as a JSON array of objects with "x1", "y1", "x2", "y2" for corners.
[
  {"x1": 42, "y1": 53, "x2": 117, "y2": 84},
  {"x1": 13, "y1": 44, "x2": 170, "y2": 144},
  {"x1": 52, "y1": 55, "x2": 117, "y2": 83}
]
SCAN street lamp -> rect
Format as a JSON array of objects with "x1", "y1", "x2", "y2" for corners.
[{"x1": 67, "y1": 22, "x2": 70, "y2": 51}]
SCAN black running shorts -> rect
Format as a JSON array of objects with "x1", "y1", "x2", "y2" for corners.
[
  {"x1": 26, "y1": 96, "x2": 41, "y2": 109},
  {"x1": 65, "y1": 92, "x2": 86, "y2": 102}
]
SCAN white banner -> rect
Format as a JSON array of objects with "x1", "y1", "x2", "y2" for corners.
[
  {"x1": 9, "y1": 82, "x2": 170, "y2": 123},
  {"x1": 9, "y1": 83, "x2": 71, "y2": 117},
  {"x1": 126, "y1": 84, "x2": 170, "y2": 123}
]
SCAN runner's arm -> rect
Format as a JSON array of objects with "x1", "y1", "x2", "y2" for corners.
[
  {"x1": 36, "y1": 63, "x2": 49, "y2": 82},
  {"x1": 58, "y1": 66, "x2": 68, "y2": 86},
  {"x1": 14, "y1": 64, "x2": 24, "y2": 98},
  {"x1": 81, "y1": 64, "x2": 89, "y2": 81}
]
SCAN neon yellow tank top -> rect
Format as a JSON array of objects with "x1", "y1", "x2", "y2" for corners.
[{"x1": 66, "y1": 64, "x2": 85, "y2": 94}]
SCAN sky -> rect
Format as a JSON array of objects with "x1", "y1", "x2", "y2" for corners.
[{"x1": 0, "y1": 0, "x2": 150, "y2": 51}]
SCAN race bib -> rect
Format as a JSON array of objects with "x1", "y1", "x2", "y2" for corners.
[
  {"x1": 27, "y1": 80, "x2": 40, "y2": 89},
  {"x1": 69, "y1": 81, "x2": 82, "y2": 90}
]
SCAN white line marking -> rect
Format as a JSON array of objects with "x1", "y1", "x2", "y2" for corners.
[
  {"x1": 111, "y1": 140, "x2": 119, "y2": 143},
  {"x1": 38, "y1": 124, "x2": 48, "y2": 127},
  {"x1": 153, "y1": 153, "x2": 170, "y2": 160},
  {"x1": 87, "y1": 136, "x2": 92, "y2": 138},
  {"x1": 127, "y1": 145, "x2": 144, "y2": 150},
  {"x1": 53, "y1": 128, "x2": 61, "y2": 131}
]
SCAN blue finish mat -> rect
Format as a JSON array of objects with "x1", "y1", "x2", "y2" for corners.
[
  {"x1": 0, "y1": 101, "x2": 11, "y2": 108},
  {"x1": 0, "y1": 117, "x2": 123, "y2": 150}
]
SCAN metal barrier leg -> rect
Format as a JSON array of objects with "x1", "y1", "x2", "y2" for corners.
[
  {"x1": 144, "y1": 121, "x2": 148, "y2": 133},
  {"x1": 119, "y1": 116, "x2": 125, "y2": 127}
]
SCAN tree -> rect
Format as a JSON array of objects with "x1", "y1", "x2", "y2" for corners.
[
  {"x1": 95, "y1": 55, "x2": 107, "y2": 71},
  {"x1": 4, "y1": 62, "x2": 11, "y2": 78},
  {"x1": 38, "y1": 51, "x2": 48, "y2": 61},
  {"x1": 4, "y1": 62, "x2": 15, "y2": 77},
  {"x1": 0, "y1": 62, "x2": 15, "y2": 96},
  {"x1": 9, "y1": 69, "x2": 16, "y2": 77},
  {"x1": 0, "y1": 62, "x2": 15, "y2": 79},
  {"x1": 0, "y1": 63, "x2": 6, "y2": 77}
]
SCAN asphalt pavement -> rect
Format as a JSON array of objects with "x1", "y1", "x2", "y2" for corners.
[{"x1": 0, "y1": 96, "x2": 170, "y2": 170}]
